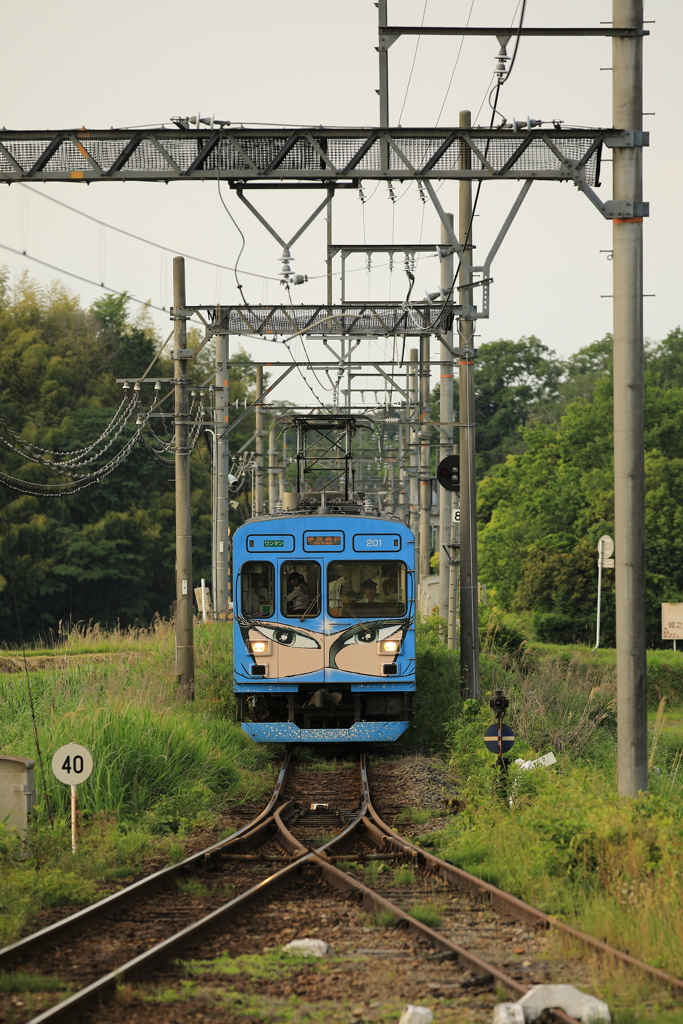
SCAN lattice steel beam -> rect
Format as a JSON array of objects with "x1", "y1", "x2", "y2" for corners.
[
  {"x1": 0, "y1": 127, "x2": 621, "y2": 184},
  {"x1": 185, "y1": 303, "x2": 460, "y2": 337}
]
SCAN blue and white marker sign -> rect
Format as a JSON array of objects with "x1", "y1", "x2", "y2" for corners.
[{"x1": 483, "y1": 723, "x2": 515, "y2": 754}]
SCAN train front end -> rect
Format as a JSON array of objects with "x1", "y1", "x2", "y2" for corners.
[{"x1": 233, "y1": 508, "x2": 415, "y2": 743}]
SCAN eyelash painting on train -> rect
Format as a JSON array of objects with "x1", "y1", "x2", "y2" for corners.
[{"x1": 237, "y1": 615, "x2": 411, "y2": 677}]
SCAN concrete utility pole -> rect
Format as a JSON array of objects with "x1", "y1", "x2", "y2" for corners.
[
  {"x1": 397, "y1": 419, "x2": 406, "y2": 523},
  {"x1": 173, "y1": 256, "x2": 194, "y2": 700},
  {"x1": 213, "y1": 330, "x2": 230, "y2": 620},
  {"x1": 254, "y1": 365, "x2": 264, "y2": 515},
  {"x1": 439, "y1": 215, "x2": 455, "y2": 635},
  {"x1": 613, "y1": 0, "x2": 647, "y2": 795},
  {"x1": 268, "y1": 420, "x2": 279, "y2": 513},
  {"x1": 458, "y1": 110, "x2": 480, "y2": 699},
  {"x1": 409, "y1": 348, "x2": 419, "y2": 564},
  {"x1": 449, "y1": 456, "x2": 459, "y2": 648},
  {"x1": 419, "y1": 334, "x2": 431, "y2": 582}
]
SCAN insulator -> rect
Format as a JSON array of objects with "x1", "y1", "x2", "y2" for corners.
[
  {"x1": 154, "y1": 381, "x2": 162, "y2": 391},
  {"x1": 133, "y1": 381, "x2": 141, "y2": 392},
  {"x1": 122, "y1": 382, "x2": 130, "y2": 390}
]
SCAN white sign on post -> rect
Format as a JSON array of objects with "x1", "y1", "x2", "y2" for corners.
[
  {"x1": 598, "y1": 534, "x2": 615, "y2": 568},
  {"x1": 594, "y1": 535, "x2": 614, "y2": 650},
  {"x1": 662, "y1": 603, "x2": 683, "y2": 642},
  {"x1": 52, "y1": 744, "x2": 93, "y2": 854},
  {"x1": 51, "y1": 743, "x2": 93, "y2": 785}
]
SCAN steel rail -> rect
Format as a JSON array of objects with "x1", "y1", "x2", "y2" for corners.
[
  {"x1": 0, "y1": 753, "x2": 292, "y2": 970},
  {"x1": 25, "y1": 749, "x2": 579, "y2": 1024},
  {"x1": 23, "y1": 753, "x2": 371, "y2": 1022},
  {"x1": 362, "y1": 793, "x2": 683, "y2": 998},
  {"x1": 19, "y1": 750, "x2": 665, "y2": 1024}
]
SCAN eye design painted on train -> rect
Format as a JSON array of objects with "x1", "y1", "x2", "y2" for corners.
[
  {"x1": 342, "y1": 624, "x2": 400, "y2": 646},
  {"x1": 254, "y1": 625, "x2": 320, "y2": 650},
  {"x1": 328, "y1": 619, "x2": 409, "y2": 673},
  {"x1": 238, "y1": 617, "x2": 324, "y2": 678}
]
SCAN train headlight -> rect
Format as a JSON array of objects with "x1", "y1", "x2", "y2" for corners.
[
  {"x1": 380, "y1": 639, "x2": 399, "y2": 654},
  {"x1": 249, "y1": 640, "x2": 270, "y2": 655}
]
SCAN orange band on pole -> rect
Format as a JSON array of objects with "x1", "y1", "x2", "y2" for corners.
[{"x1": 613, "y1": 217, "x2": 643, "y2": 223}]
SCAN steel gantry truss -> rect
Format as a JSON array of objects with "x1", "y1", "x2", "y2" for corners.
[{"x1": 0, "y1": 125, "x2": 615, "y2": 186}]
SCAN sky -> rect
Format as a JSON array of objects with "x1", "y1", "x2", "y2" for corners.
[{"x1": 0, "y1": 0, "x2": 678, "y2": 405}]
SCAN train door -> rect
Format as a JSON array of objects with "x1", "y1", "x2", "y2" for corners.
[{"x1": 275, "y1": 559, "x2": 324, "y2": 681}]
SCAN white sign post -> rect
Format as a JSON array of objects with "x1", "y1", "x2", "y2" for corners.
[
  {"x1": 661, "y1": 603, "x2": 683, "y2": 651},
  {"x1": 51, "y1": 744, "x2": 93, "y2": 854},
  {"x1": 594, "y1": 535, "x2": 615, "y2": 650}
]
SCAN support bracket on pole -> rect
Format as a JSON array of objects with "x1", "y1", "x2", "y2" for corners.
[{"x1": 542, "y1": 136, "x2": 649, "y2": 220}]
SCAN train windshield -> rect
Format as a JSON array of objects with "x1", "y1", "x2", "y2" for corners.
[
  {"x1": 328, "y1": 562, "x2": 407, "y2": 618},
  {"x1": 241, "y1": 561, "x2": 274, "y2": 617},
  {"x1": 281, "y1": 561, "x2": 321, "y2": 619}
]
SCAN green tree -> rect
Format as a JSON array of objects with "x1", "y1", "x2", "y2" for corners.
[{"x1": 478, "y1": 332, "x2": 683, "y2": 645}]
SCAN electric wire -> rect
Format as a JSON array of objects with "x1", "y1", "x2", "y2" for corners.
[
  {"x1": 435, "y1": 0, "x2": 476, "y2": 126},
  {"x1": 397, "y1": 0, "x2": 429, "y2": 126},
  {"x1": 216, "y1": 130, "x2": 249, "y2": 304},
  {"x1": 17, "y1": 184, "x2": 280, "y2": 282},
  {"x1": 0, "y1": 242, "x2": 170, "y2": 314}
]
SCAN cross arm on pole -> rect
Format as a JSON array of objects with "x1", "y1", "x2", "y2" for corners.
[{"x1": 218, "y1": 365, "x2": 296, "y2": 440}]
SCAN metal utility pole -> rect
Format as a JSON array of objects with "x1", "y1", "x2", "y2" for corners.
[
  {"x1": 419, "y1": 334, "x2": 431, "y2": 582},
  {"x1": 439, "y1": 214, "x2": 455, "y2": 632},
  {"x1": 458, "y1": 110, "x2": 480, "y2": 699},
  {"x1": 173, "y1": 256, "x2": 194, "y2": 700},
  {"x1": 613, "y1": 0, "x2": 647, "y2": 795},
  {"x1": 254, "y1": 365, "x2": 264, "y2": 515},
  {"x1": 326, "y1": 187, "x2": 334, "y2": 305},
  {"x1": 397, "y1": 419, "x2": 406, "y2": 523},
  {"x1": 214, "y1": 330, "x2": 230, "y2": 620}
]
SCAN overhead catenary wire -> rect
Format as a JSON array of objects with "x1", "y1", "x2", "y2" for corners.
[
  {"x1": 398, "y1": 0, "x2": 429, "y2": 126},
  {"x1": 17, "y1": 183, "x2": 280, "y2": 282},
  {"x1": 435, "y1": 0, "x2": 476, "y2": 127}
]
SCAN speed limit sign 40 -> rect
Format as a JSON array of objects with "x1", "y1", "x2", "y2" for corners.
[{"x1": 52, "y1": 743, "x2": 93, "y2": 785}]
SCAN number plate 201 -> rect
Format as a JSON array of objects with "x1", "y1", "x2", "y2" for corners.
[{"x1": 352, "y1": 534, "x2": 402, "y2": 551}]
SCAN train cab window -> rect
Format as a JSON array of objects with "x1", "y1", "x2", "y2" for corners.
[
  {"x1": 281, "y1": 561, "x2": 321, "y2": 619},
  {"x1": 240, "y1": 562, "x2": 274, "y2": 618},
  {"x1": 328, "y1": 561, "x2": 407, "y2": 618}
]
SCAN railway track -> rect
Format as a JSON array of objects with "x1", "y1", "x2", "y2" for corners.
[{"x1": 1, "y1": 752, "x2": 681, "y2": 1023}]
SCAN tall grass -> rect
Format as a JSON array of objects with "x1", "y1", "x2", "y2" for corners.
[
  {"x1": 439, "y1": 642, "x2": 683, "y2": 990},
  {"x1": 0, "y1": 620, "x2": 271, "y2": 945},
  {"x1": 0, "y1": 621, "x2": 260, "y2": 823}
]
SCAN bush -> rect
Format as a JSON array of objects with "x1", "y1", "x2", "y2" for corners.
[
  {"x1": 479, "y1": 605, "x2": 527, "y2": 656},
  {"x1": 410, "y1": 616, "x2": 461, "y2": 750},
  {"x1": 531, "y1": 610, "x2": 593, "y2": 645}
]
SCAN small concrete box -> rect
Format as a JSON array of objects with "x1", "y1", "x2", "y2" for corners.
[{"x1": 0, "y1": 756, "x2": 36, "y2": 836}]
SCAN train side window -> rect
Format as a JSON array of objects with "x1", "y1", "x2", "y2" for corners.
[
  {"x1": 241, "y1": 562, "x2": 274, "y2": 618},
  {"x1": 281, "y1": 561, "x2": 321, "y2": 618},
  {"x1": 328, "y1": 561, "x2": 407, "y2": 617}
]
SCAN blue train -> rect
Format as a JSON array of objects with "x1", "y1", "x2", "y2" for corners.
[{"x1": 233, "y1": 491, "x2": 416, "y2": 744}]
